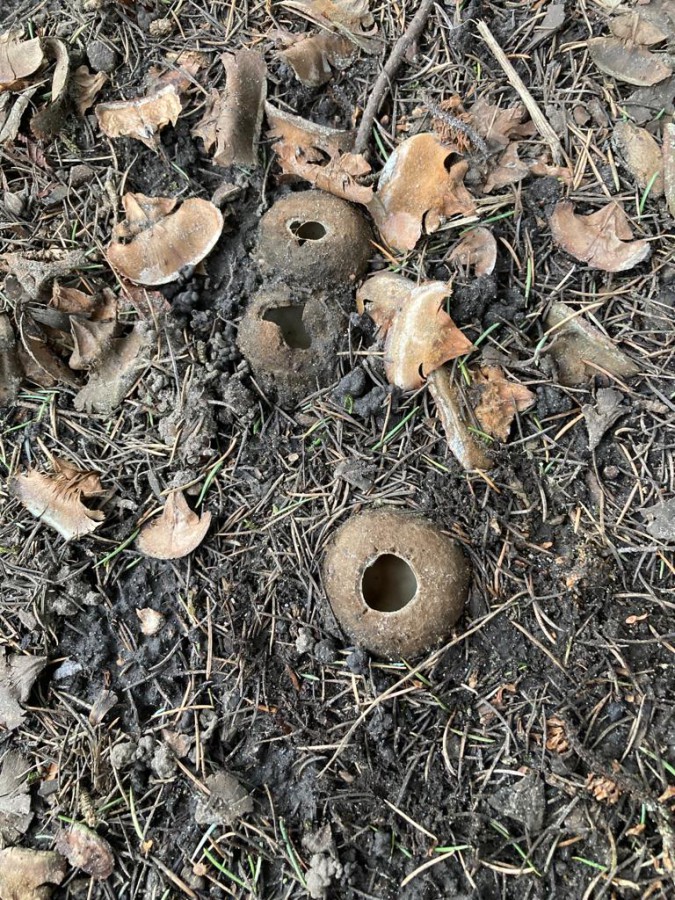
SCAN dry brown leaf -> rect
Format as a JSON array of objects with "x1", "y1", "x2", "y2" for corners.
[
  {"x1": 0, "y1": 36, "x2": 43, "y2": 90},
  {"x1": 664, "y1": 122, "x2": 675, "y2": 218},
  {"x1": 107, "y1": 193, "x2": 223, "y2": 285},
  {"x1": 0, "y1": 650, "x2": 47, "y2": 731},
  {"x1": 582, "y1": 387, "x2": 626, "y2": 451},
  {"x1": 587, "y1": 37, "x2": 672, "y2": 86},
  {"x1": 11, "y1": 457, "x2": 105, "y2": 540},
  {"x1": 529, "y1": 155, "x2": 574, "y2": 184},
  {"x1": 368, "y1": 133, "x2": 475, "y2": 251},
  {"x1": 0, "y1": 848, "x2": 67, "y2": 900},
  {"x1": 147, "y1": 49, "x2": 210, "y2": 94},
  {"x1": 447, "y1": 227, "x2": 497, "y2": 276},
  {"x1": 0, "y1": 751, "x2": 33, "y2": 843},
  {"x1": 96, "y1": 84, "x2": 181, "y2": 150},
  {"x1": 55, "y1": 824, "x2": 114, "y2": 880},
  {"x1": 467, "y1": 98, "x2": 535, "y2": 151},
  {"x1": 545, "y1": 716, "x2": 570, "y2": 753},
  {"x1": 30, "y1": 38, "x2": 70, "y2": 140},
  {"x1": 74, "y1": 321, "x2": 153, "y2": 414},
  {"x1": 612, "y1": 119, "x2": 663, "y2": 194},
  {"x1": 279, "y1": 32, "x2": 356, "y2": 86},
  {"x1": 483, "y1": 142, "x2": 530, "y2": 193},
  {"x1": 1, "y1": 248, "x2": 88, "y2": 300},
  {"x1": 0, "y1": 312, "x2": 22, "y2": 406},
  {"x1": 265, "y1": 102, "x2": 372, "y2": 203},
  {"x1": 136, "y1": 490, "x2": 211, "y2": 560},
  {"x1": 282, "y1": 0, "x2": 379, "y2": 52},
  {"x1": 71, "y1": 65, "x2": 108, "y2": 115},
  {"x1": 586, "y1": 772, "x2": 622, "y2": 805},
  {"x1": 470, "y1": 366, "x2": 535, "y2": 441},
  {"x1": 17, "y1": 316, "x2": 79, "y2": 388},
  {"x1": 610, "y1": 11, "x2": 669, "y2": 46},
  {"x1": 69, "y1": 318, "x2": 116, "y2": 369},
  {"x1": 549, "y1": 201, "x2": 651, "y2": 272},
  {"x1": 545, "y1": 301, "x2": 640, "y2": 386},
  {"x1": 0, "y1": 86, "x2": 37, "y2": 145},
  {"x1": 192, "y1": 50, "x2": 266, "y2": 167},
  {"x1": 88, "y1": 689, "x2": 118, "y2": 727},
  {"x1": 357, "y1": 274, "x2": 473, "y2": 390},
  {"x1": 427, "y1": 366, "x2": 493, "y2": 471}
]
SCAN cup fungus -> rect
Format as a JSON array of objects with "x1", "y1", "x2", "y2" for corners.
[
  {"x1": 237, "y1": 284, "x2": 345, "y2": 406},
  {"x1": 323, "y1": 509, "x2": 470, "y2": 658},
  {"x1": 256, "y1": 190, "x2": 372, "y2": 285}
]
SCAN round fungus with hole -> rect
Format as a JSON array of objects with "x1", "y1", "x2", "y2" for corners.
[
  {"x1": 323, "y1": 509, "x2": 470, "y2": 658},
  {"x1": 257, "y1": 190, "x2": 372, "y2": 285},
  {"x1": 237, "y1": 284, "x2": 345, "y2": 406}
]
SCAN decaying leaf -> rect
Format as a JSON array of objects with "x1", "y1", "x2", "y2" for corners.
[
  {"x1": 664, "y1": 122, "x2": 675, "y2": 218},
  {"x1": 0, "y1": 650, "x2": 47, "y2": 731},
  {"x1": 0, "y1": 751, "x2": 33, "y2": 843},
  {"x1": 545, "y1": 301, "x2": 640, "y2": 386},
  {"x1": 11, "y1": 457, "x2": 105, "y2": 540},
  {"x1": 368, "y1": 133, "x2": 475, "y2": 251},
  {"x1": 644, "y1": 497, "x2": 675, "y2": 541},
  {"x1": 470, "y1": 366, "x2": 535, "y2": 441},
  {"x1": 194, "y1": 771, "x2": 253, "y2": 826},
  {"x1": 428, "y1": 366, "x2": 493, "y2": 471},
  {"x1": 1, "y1": 249, "x2": 88, "y2": 300},
  {"x1": 17, "y1": 314, "x2": 79, "y2": 388},
  {"x1": 0, "y1": 86, "x2": 37, "y2": 145},
  {"x1": 612, "y1": 120, "x2": 663, "y2": 194},
  {"x1": 0, "y1": 36, "x2": 43, "y2": 90},
  {"x1": 69, "y1": 318, "x2": 116, "y2": 370},
  {"x1": 549, "y1": 201, "x2": 651, "y2": 272},
  {"x1": 265, "y1": 102, "x2": 372, "y2": 204},
  {"x1": 582, "y1": 387, "x2": 626, "y2": 451},
  {"x1": 447, "y1": 227, "x2": 497, "y2": 276},
  {"x1": 30, "y1": 37, "x2": 70, "y2": 140},
  {"x1": 279, "y1": 32, "x2": 356, "y2": 86},
  {"x1": 137, "y1": 490, "x2": 211, "y2": 560},
  {"x1": 55, "y1": 823, "x2": 114, "y2": 880},
  {"x1": 0, "y1": 848, "x2": 67, "y2": 900},
  {"x1": 586, "y1": 772, "x2": 622, "y2": 805},
  {"x1": 483, "y1": 142, "x2": 530, "y2": 193},
  {"x1": 71, "y1": 65, "x2": 108, "y2": 116},
  {"x1": 587, "y1": 37, "x2": 672, "y2": 86},
  {"x1": 357, "y1": 274, "x2": 473, "y2": 390},
  {"x1": 88, "y1": 689, "x2": 118, "y2": 727},
  {"x1": 147, "y1": 49, "x2": 210, "y2": 94},
  {"x1": 74, "y1": 321, "x2": 153, "y2": 414},
  {"x1": 282, "y1": 0, "x2": 380, "y2": 52},
  {"x1": 107, "y1": 192, "x2": 223, "y2": 285},
  {"x1": 96, "y1": 84, "x2": 181, "y2": 150},
  {"x1": 192, "y1": 50, "x2": 266, "y2": 167},
  {"x1": 467, "y1": 98, "x2": 535, "y2": 151},
  {"x1": 0, "y1": 312, "x2": 22, "y2": 406},
  {"x1": 610, "y1": 11, "x2": 670, "y2": 46}
]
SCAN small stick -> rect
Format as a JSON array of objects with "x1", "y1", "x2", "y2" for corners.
[
  {"x1": 354, "y1": 0, "x2": 437, "y2": 156},
  {"x1": 476, "y1": 19, "x2": 564, "y2": 165}
]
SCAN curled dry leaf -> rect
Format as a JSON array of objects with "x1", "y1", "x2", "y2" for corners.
[
  {"x1": 428, "y1": 366, "x2": 493, "y2": 471},
  {"x1": 17, "y1": 313, "x2": 79, "y2": 388},
  {"x1": 11, "y1": 457, "x2": 105, "y2": 540},
  {"x1": 74, "y1": 321, "x2": 153, "y2": 415},
  {"x1": 0, "y1": 36, "x2": 43, "y2": 90},
  {"x1": 88, "y1": 689, "x2": 118, "y2": 727},
  {"x1": 282, "y1": 0, "x2": 379, "y2": 52},
  {"x1": 55, "y1": 823, "x2": 114, "y2": 880},
  {"x1": 192, "y1": 49, "x2": 266, "y2": 167},
  {"x1": 147, "y1": 49, "x2": 210, "y2": 94},
  {"x1": 71, "y1": 65, "x2": 108, "y2": 116},
  {"x1": 265, "y1": 102, "x2": 372, "y2": 204},
  {"x1": 0, "y1": 751, "x2": 33, "y2": 843},
  {"x1": 1, "y1": 248, "x2": 88, "y2": 300},
  {"x1": 664, "y1": 122, "x2": 675, "y2": 218},
  {"x1": 545, "y1": 301, "x2": 639, "y2": 386},
  {"x1": 0, "y1": 312, "x2": 22, "y2": 406},
  {"x1": 447, "y1": 227, "x2": 497, "y2": 276},
  {"x1": 0, "y1": 86, "x2": 37, "y2": 145},
  {"x1": 612, "y1": 120, "x2": 663, "y2": 194},
  {"x1": 470, "y1": 366, "x2": 535, "y2": 441},
  {"x1": 368, "y1": 133, "x2": 476, "y2": 251},
  {"x1": 582, "y1": 387, "x2": 626, "y2": 451},
  {"x1": 69, "y1": 317, "x2": 116, "y2": 370},
  {"x1": 279, "y1": 32, "x2": 356, "y2": 86},
  {"x1": 356, "y1": 274, "x2": 473, "y2": 390},
  {"x1": 587, "y1": 37, "x2": 672, "y2": 86},
  {"x1": 0, "y1": 649, "x2": 47, "y2": 731},
  {"x1": 467, "y1": 98, "x2": 534, "y2": 151},
  {"x1": 30, "y1": 37, "x2": 69, "y2": 140},
  {"x1": 96, "y1": 84, "x2": 181, "y2": 150},
  {"x1": 483, "y1": 142, "x2": 530, "y2": 193},
  {"x1": 549, "y1": 201, "x2": 651, "y2": 272},
  {"x1": 0, "y1": 848, "x2": 67, "y2": 900},
  {"x1": 107, "y1": 192, "x2": 223, "y2": 285},
  {"x1": 137, "y1": 490, "x2": 211, "y2": 560}
]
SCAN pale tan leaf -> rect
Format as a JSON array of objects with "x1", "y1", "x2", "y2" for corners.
[
  {"x1": 483, "y1": 142, "x2": 530, "y2": 193},
  {"x1": 587, "y1": 37, "x2": 672, "y2": 86},
  {"x1": 0, "y1": 650, "x2": 47, "y2": 731},
  {"x1": 428, "y1": 366, "x2": 493, "y2": 471},
  {"x1": 0, "y1": 36, "x2": 43, "y2": 90},
  {"x1": 0, "y1": 751, "x2": 33, "y2": 843},
  {"x1": 30, "y1": 38, "x2": 70, "y2": 140},
  {"x1": 368, "y1": 133, "x2": 475, "y2": 251},
  {"x1": 55, "y1": 824, "x2": 114, "y2": 880},
  {"x1": 281, "y1": 0, "x2": 380, "y2": 52},
  {"x1": 11, "y1": 460, "x2": 105, "y2": 540},
  {"x1": 107, "y1": 194, "x2": 223, "y2": 285},
  {"x1": 265, "y1": 102, "x2": 373, "y2": 203},
  {"x1": 0, "y1": 848, "x2": 67, "y2": 900},
  {"x1": 137, "y1": 490, "x2": 211, "y2": 560},
  {"x1": 467, "y1": 98, "x2": 535, "y2": 151},
  {"x1": 664, "y1": 122, "x2": 675, "y2": 218},
  {"x1": 279, "y1": 32, "x2": 356, "y2": 86},
  {"x1": 74, "y1": 321, "x2": 153, "y2": 415},
  {"x1": 470, "y1": 366, "x2": 535, "y2": 441},
  {"x1": 71, "y1": 65, "x2": 108, "y2": 115},
  {"x1": 96, "y1": 84, "x2": 182, "y2": 150},
  {"x1": 355, "y1": 271, "x2": 415, "y2": 332},
  {"x1": 610, "y1": 11, "x2": 669, "y2": 46},
  {"x1": 549, "y1": 201, "x2": 651, "y2": 272},
  {"x1": 612, "y1": 119, "x2": 663, "y2": 194},
  {"x1": 69, "y1": 318, "x2": 116, "y2": 370},
  {"x1": 447, "y1": 227, "x2": 497, "y2": 276}
]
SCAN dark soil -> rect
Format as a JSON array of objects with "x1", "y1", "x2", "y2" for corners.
[{"x1": 1, "y1": 1, "x2": 674, "y2": 899}]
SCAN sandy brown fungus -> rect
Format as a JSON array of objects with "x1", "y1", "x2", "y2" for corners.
[
  {"x1": 323, "y1": 509, "x2": 470, "y2": 658},
  {"x1": 256, "y1": 190, "x2": 371, "y2": 285},
  {"x1": 107, "y1": 193, "x2": 223, "y2": 285},
  {"x1": 237, "y1": 284, "x2": 345, "y2": 406}
]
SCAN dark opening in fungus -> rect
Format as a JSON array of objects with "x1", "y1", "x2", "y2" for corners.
[
  {"x1": 361, "y1": 554, "x2": 418, "y2": 612},
  {"x1": 262, "y1": 305, "x2": 312, "y2": 349},
  {"x1": 289, "y1": 220, "x2": 327, "y2": 244}
]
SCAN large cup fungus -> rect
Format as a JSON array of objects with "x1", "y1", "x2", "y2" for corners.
[{"x1": 323, "y1": 509, "x2": 470, "y2": 658}]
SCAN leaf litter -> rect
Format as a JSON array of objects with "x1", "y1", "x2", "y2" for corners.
[
  {"x1": 0, "y1": 848, "x2": 67, "y2": 900},
  {"x1": 0, "y1": 650, "x2": 46, "y2": 731}
]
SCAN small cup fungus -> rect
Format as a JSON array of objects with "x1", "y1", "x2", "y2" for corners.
[{"x1": 323, "y1": 509, "x2": 470, "y2": 658}]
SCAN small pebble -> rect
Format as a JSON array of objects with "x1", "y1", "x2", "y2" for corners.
[{"x1": 87, "y1": 40, "x2": 118, "y2": 74}]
